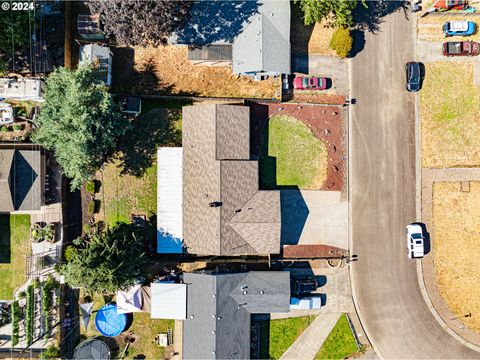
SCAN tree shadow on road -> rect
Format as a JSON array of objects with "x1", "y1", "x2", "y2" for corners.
[{"x1": 353, "y1": 0, "x2": 409, "y2": 34}]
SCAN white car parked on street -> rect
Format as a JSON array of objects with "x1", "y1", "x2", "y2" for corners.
[{"x1": 406, "y1": 223, "x2": 425, "y2": 259}]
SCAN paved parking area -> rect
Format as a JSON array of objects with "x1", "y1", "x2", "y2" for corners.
[
  {"x1": 292, "y1": 54, "x2": 349, "y2": 96},
  {"x1": 281, "y1": 190, "x2": 348, "y2": 250}
]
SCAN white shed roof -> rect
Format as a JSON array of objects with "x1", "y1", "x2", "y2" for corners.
[
  {"x1": 150, "y1": 283, "x2": 187, "y2": 320},
  {"x1": 157, "y1": 147, "x2": 183, "y2": 253}
]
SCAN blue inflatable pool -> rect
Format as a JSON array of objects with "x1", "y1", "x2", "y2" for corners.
[{"x1": 95, "y1": 304, "x2": 127, "y2": 337}]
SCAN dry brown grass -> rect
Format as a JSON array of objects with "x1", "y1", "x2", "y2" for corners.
[
  {"x1": 418, "y1": 16, "x2": 480, "y2": 41},
  {"x1": 432, "y1": 182, "x2": 480, "y2": 333},
  {"x1": 114, "y1": 45, "x2": 280, "y2": 99},
  {"x1": 420, "y1": 62, "x2": 480, "y2": 168},
  {"x1": 291, "y1": 15, "x2": 337, "y2": 57}
]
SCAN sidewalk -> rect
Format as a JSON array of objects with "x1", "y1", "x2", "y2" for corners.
[{"x1": 279, "y1": 313, "x2": 341, "y2": 360}]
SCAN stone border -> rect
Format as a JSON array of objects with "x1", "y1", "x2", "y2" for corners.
[{"x1": 419, "y1": 168, "x2": 480, "y2": 350}]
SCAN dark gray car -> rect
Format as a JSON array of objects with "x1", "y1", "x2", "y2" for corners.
[{"x1": 406, "y1": 62, "x2": 421, "y2": 92}]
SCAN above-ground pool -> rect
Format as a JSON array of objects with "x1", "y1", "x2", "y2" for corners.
[{"x1": 94, "y1": 304, "x2": 127, "y2": 337}]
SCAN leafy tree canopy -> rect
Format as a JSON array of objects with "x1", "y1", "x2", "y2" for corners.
[
  {"x1": 296, "y1": 0, "x2": 360, "y2": 28},
  {"x1": 0, "y1": 8, "x2": 31, "y2": 57},
  {"x1": 32, "y1": 64, "x2": 128, "y2": 190},
  {"x1": 330, "y1": 28, "x2": 353, "y2": 58},
  {"x1": 85, "y1": 0, "x2": 192, "y2": 47},
  {"x1": 59, "y1": 224, "x2": 145, "y2": 294}
]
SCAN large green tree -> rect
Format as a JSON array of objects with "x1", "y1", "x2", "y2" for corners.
[
  {"x1": 59, "y1": 224, "x2": 145, "y2": 293},
  {"x1": 33, "y1": 64, "x2": 128, "y2": 190},
  {"x1": 296, "y1": 0, "x2": 359, "y2": 28}
]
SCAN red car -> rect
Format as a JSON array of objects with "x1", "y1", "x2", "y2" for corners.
[
  {"x1": 434, "y1": 0, "x2": 467, "y2": 10},
  {"x1": 443, "y1": 41, "x2": 479, "y2": 56},
  {"x1": 293, "y1": 77, "x2": 328, "y2": 90}
]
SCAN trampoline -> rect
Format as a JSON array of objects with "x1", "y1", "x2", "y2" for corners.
[
  {"x1": 73, "y1": 337, "x2": 110, "y2": 359},
  {"x1": 95, "y1": 304, "x2": 127, "y2": 337}
]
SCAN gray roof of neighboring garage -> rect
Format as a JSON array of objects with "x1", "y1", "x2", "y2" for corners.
[{"x1": 182, "y1": 271, "x2": 290, "y2": 359}]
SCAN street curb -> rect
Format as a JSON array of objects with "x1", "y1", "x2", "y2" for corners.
[
  {"x1": 416, "y1": 261, "x2": 480, "y2": 353},
  {"x1": 346, "y1": 56, "x2": 381, "y2": 360}
]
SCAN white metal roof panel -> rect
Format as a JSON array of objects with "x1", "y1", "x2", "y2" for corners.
[
  {"x1": 150, "y1": 283, "x2": 187, "y2": 320},
  {"x1": 157, "y1": 147, "x2": 183, "y2": 253}
]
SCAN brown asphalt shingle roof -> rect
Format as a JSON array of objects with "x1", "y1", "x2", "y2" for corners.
[{"x1": 183, "y1": 104, "x2": 280, "y2": 256}]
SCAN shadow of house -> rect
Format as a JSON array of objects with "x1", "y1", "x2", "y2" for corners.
[
  {"x1": 0, "y1": 215, "x2": 11, "y2": 263},
  {"x1": 254, "y1": 104, "x2": 309, "y2": 247},
  {"x1": 170, "y1": 0, "x2": 291, "y2": 77},
  {"x1": 0, "y1": 145, "x2": 45, "y2": 214}
]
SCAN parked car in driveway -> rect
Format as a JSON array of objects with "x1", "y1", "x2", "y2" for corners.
[
  {"x1": 443, "y1": 41, "x2": 479, "y2": 56},
  {"x1": 290, "y1": 296, "x2": 322, "y2": 310},
  {"x1": 292, "y1": 278, "x2": 318, "y2": 295},
  {"x1": 406, "y1": 224, "x2": 425, "y2": 259},
  {"x1": 405, "y1": 62, "x2": 421, "y2": 92},
  {"x1": 434, "y1": 0, "x2": 467, "y2": 10},
  {"x1": 293, "y1": 76, "x2": 328, "y2": 90},
  {"x1": 443, "y1": 21, "x2": 476, "y2": 37}
]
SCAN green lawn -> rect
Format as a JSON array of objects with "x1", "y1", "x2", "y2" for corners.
[
  {"x1": 0, "y1": 214, "x2": 31, "y2": 300},
  {"x1": 268, "y1": 316, "x2": 316, "y2": 360},
  {"x1": 260, "y1": 115, "x2": 327, "y2": 189},
  {"x1": 315, "y1": 314, "x2": 358, "y2": 360}
]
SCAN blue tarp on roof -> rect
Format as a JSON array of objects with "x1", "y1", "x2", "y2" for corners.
[{"x1": 95, "y1": 304, "x2": 126, "y2": 337}]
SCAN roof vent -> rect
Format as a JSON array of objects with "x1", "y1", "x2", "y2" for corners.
[
  {"x1": 234, "y1": 209, "x2": 242, "y2": 214},
  {"x1": 209, "y1": 201, "x2": 222, "y2": 207},
  {"x1": 240, "y1": 285, "x2": 248, "y2": 290},
  {"x1": 259, "y1": 290, "x2": 264, "y2": 295},
  {"x1": 190, "y1": 314, "x2": 194, "y2": 319},
  {"x1": 243, "y1": 290, "x2": 248, "y2": 295}
]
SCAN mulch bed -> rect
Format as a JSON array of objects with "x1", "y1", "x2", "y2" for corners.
[
  {"x1": 293, "y1": 93, "x2": 346, "y2": 105},
  {"x1": 247, "y1": 101, "x2": 345, "y2": 191},
  {"x1": 282, "y1": 244, "x2": 348, "y2": 259}
]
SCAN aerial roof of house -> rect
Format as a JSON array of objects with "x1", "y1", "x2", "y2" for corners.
[
  {"x1": 182, "y1": 104, "x2": 280, "y2": 256},
  {"x1": 183, "y1": 271, "x2": 290, "y2": 359},
  {"x1": 170, "y1": 0, "x2": 291, "y2": 75},
  {"x1": 0, "y1": 147, "x2": 44, "y2": 213}
]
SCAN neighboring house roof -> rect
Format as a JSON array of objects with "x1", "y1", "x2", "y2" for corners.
[
  {"x1": 0, "y1": 148, "x2": 43, "y2": 213},
  {"x1": 182, "y1": 104, "x2": 280, "y2": 256},
  {"x1": 0, "y1": 78, "x2": 44, "y2": 101},
  {"x1": 183, "y1": 271, "x2": 290, "y2": 359},
  {"x1": 79, "y1": 44, "x2": 112, "y2": 86},
  {"x1": 170, "y1": 0, "x2": 291, "y2": 75}
]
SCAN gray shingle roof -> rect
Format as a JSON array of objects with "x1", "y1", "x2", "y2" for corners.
[
  {"x1": 182, "y1": 104, "x2": 280, "y2": 256},
  {"x1": 0, "y1": 148, "x2": 43, "y2": 213},
  {"x1": 183, "y1": 271, "x2": 290, "y2": 359},
  {"x1": 170, "y1": 0, "x2": 291, "y2": 75}
]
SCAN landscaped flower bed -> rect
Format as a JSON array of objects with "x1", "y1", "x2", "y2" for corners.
[
  {"x1": 25, "y1": 284, "x2": 35, "y2": 346},
  {"x1": 31, "y1": 223, "x2": 56, "y2": 243}
]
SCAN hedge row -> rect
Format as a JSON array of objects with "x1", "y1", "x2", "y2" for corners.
[
  {"x1": 25, "y1": 285, "x2": 34, "y2": 346},
  {"x1": 11, "y1": 301, "x2": 20, "y2": 346}
]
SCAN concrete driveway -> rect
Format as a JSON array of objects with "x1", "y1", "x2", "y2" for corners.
[
  {"x1": 292, "y1": 54, "x2": 349, "y2": 95},
  {"x1": 349, "y1": 5, "x2": 480, "y2": 359},
  {"x1": 281, "y1": 190, "x2": 348, "y2": 250}
]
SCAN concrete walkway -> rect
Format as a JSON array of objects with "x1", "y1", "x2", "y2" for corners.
[{"x1": 279, "y1": 313, "x2": 341, "y2": 360}]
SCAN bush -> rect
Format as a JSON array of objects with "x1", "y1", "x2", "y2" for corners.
[
  {"x1": 0, "y1": 126, "x2": 8, "y2": 132},
  {"x1": 26, "y1": 285, "x2": 34, "y2": 346},
  {"x1": 83, "y1": 223, "x2": 91, "y2": 234},
  {"x1": 86, "y1": 180, "x2": 96, "y2": 194},
  {"x1": 11, "y1": 301, "x2": 19, "y2": 346},
  {"x1": 12, "y1": 124, "x2": 21, "y2": 131},
  {"x1": 87, "y1": 200, "x2": 95, "y2": 216},
  {"x1": 18, "y1": 291, "x2": 26, "y2": 299},
  {"x1": 64, "y1": 245, "x2": 78, "y2": 262},
  {"x1": 330, "y1": 28, "x2": 353, "y2": 58},
  {"x1": 41, "y1": 345, "x2": 59, "y2": 360},
  {"x1": 42, "y1": 277, "x2": 56, "y2": 340}
]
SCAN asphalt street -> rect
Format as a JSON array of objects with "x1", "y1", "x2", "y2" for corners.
[{"x1": 349, "y1": 5, "x2": 480, "y2": 359}]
